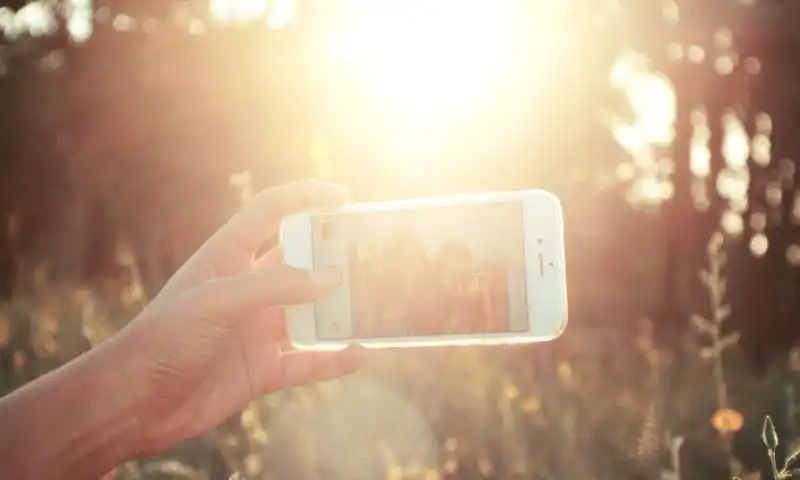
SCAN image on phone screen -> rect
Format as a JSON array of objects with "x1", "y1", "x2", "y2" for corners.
[{"x1": 312, "y1": 201, "x2": 528, "y2": 340}]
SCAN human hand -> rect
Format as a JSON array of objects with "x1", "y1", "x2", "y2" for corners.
[{"x1": 111, "y1": 180, "x2": 363, "y2": 457}]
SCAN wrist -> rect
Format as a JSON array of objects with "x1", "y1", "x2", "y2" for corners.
[
  {"x1": 0, "y1": 338, "x2": 143, "y2": 479},
  {"x1": 98, "y1": 332, "x2": 148, "y2": 459}
]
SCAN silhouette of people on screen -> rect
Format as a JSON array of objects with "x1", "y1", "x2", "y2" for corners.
[
  {"x1": 378, "y1": 231, "x2": 430, "y2": 335},
  {"x1": 349, "y1": 230, "x2": 509, "y2": 337},
  {"x1": 429, "y1": 241, "x2": 497, "y2": 334}
]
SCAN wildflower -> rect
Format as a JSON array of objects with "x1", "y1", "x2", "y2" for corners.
[{"x1": 711, "y1": 408, "x2": 744, "y2": 435}]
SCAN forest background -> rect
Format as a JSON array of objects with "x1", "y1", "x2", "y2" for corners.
[{"x1": 2, "y1": 0, "x2": 800, "y2": 479}]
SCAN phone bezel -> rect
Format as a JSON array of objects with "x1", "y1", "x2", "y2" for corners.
[{"x1": 280, "y1": 189, "x2": 567, "y2": 350}]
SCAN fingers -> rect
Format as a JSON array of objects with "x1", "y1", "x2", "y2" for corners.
[
  {"x1": 204, "y1": 180, "x2": 349, "y2": 260},
  {"x1": 270, "y1": 347, "x2": 365, "y2": 391},
  {"x1": 252, "y1": 245, "x2": 283, "y2": 270},
  {"x1": 188, "y1": 265, "x2": 342, "y2": 321}
]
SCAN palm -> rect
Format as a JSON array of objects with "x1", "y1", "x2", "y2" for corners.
[
  {"x1": 144, "y1": 323, "x2": 277, "y2": 455},
  {"x1": 120, "y1": 181, "x2": 361, "y2": 457}
]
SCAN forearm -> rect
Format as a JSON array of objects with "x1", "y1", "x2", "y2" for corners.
[{"x1": 0, "y1": 338, "x2": 141, "y2": 479}]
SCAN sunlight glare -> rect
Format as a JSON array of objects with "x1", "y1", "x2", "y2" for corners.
[
  {"x1": 690, "y1": 109, "x2": 711, "y2": 178},
  {"x1": 611, "y1": 54, "x2": 676, "y2": 151},
  {"x1": 750, "y1": 233, "x2": 768, "y2": 257},
  {"x1": 722, "y1": 111, "x2": 750, "y2": 169},
  {"x1": 1, "y1": 2, "x2": 58, "y2": 40},
  {"x1": 327, "y1": 0, "x2": 514, "y2": 117},
  {"x1": 266, "y1": 0, "x2": 295, "y2": 29},
  {"x1": 721, "y1": 210, "x2": 744, "y2": 236},
  {"x1": 210, "y1": 0, "x2": 267, "y2": 23},
  {"x1": 67, "y1": 0, "x2": 93, "y2": 42},
  {"x1": 610, "y1": 54, "x2": 677, "y2": 205}
]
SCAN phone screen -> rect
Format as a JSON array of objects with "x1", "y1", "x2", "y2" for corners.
[{"x1": 311, "y1": 201, "x2": 529, "y2": 340}]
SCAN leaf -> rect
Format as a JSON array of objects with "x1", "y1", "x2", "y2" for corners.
[
  {"x1": 699, "y1": 346, "x2": 715, "y2": 360},
  {"x1": 763, "y1": 415, "x2": 780, "y2": 450},
  {"x1": 691, "y1": 314, "x2": 716, "y2": 334},
  {"x1": 784, "y1": 445, "x2": 800, "y2": 470},
  {"x1": 707, "y1": 231, "x2": 724, "y2": 254},
  {"x1": 718, "y1": 331, "x2": 742, "y2": 351},
  {"x1": 717, "y1": 304, "x2": 731, "y2": 322},
  {"x1": 699, "y1": 270, "x2": 712, "y2": 287}
]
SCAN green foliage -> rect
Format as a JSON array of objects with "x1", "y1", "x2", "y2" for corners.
[
  {"x1": 764, "y1": 416, "x2": 780, "y2": 451},
  {"x1": 751, "y1": 415, "x2": 800, "y2": 480}
]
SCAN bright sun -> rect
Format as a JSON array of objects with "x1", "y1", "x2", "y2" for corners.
[
  {"x1": 326, "y1": 0, "x2": 514, "y2": 117},
  {"x1": 208, "y1": 0, "x2": 680, "y2": 197}
]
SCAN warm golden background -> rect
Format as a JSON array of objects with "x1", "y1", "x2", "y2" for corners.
[{"x1": 1, "y1": 0, "x2": 799, "y2": 478}]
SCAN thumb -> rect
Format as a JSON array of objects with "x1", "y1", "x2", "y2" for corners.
[
  {"x1": 268, "y1": 347, "x2": 366, "y2": 392},
  {"x1": 188, "y1": 265, "x2": 342, "y2": 319}
]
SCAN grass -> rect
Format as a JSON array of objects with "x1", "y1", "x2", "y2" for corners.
[{"x1": 0, "y1": 182, "x2": 796, "y2": 479}]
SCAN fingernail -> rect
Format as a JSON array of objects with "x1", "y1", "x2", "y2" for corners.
[{"x1": 312, "y1": 267, "x2": 342, "y2": 290}]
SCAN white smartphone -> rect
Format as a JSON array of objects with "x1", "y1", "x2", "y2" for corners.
[{"x1": 280, "y1": 189, "x2": 567, "y2": 350}]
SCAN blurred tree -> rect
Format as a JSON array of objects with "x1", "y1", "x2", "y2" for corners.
[
  {"x1": 3, "y1": 1, "x2": 800, "y2": 479},
  {"x1": 0, "y1": 0, "x2": 642, "y2": 288}
]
